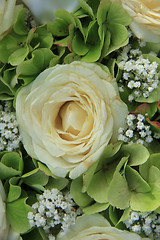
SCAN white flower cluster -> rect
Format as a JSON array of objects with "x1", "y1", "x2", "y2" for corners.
[
  {"x1": 118, "y1": 113, "x2": 160, "y2": 145},
  {"x1": 0, "y1": 101, "x2": 21, "y2": 151},
  {"x1": 124, "y1": 210, "x2": 160, "y2": 239},
  {"x1": 28, "y1": 189, "x2": 81, "y2": 237},
  {"x1": 118, "y1": 45, "x2": 159, "y2": 102}
]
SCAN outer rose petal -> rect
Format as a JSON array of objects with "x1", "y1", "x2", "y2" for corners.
[
  {"x1": 114, "y1": 0, "x2": 160, "y2": 43},
  {"x1": 0, "y1": 0, "x2": 22, "y2": 39},
  {"x1": 56, "y1": 214, "x2": 149, "y2": 240},
  {"x1": 16, "y1": 61, "x2": 128, "y2": 179},
  {"x1": 0, "y1": 181, "x2": 20, "y2": 240}
]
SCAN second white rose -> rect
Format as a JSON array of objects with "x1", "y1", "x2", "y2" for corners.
[
  {"x1": 117, "y1": 0, "x2": 160, "y2": 43},
  {"x1": 16, "y1": 61, "x2": 128, "y2": 179}
]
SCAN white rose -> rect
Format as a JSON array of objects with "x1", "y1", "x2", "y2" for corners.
[
  {"x1": 117, "y1": 0, "x2": 160, "y2": 43},
  {"x1": 0, "y1": 0, "x2": 22, "y2": 40},
  {"x1": 22, "y1": 0, "x2": 79, "y2": 23},
  {"x1": 0, "y1": 181, "x2": 20, "y2": 240},
  {"x1": 16, "y1": 61, "x2": 128, "y2": 179},
  {"x1": 56, "y1": 214, "x2": 149, "y2": 240}
]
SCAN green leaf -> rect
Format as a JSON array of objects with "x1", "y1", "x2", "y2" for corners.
[
  {"x1": 71, "y1": 176, "x2": 93, "y2": 208},
  {"x1": 46, "y1": 177, "x2": 68, "y2": 191},
  {"x1": 0, "y1": 94, "x2": 14, "y2": 100},
  {"x1": 1, "y1": 152, "x2": 23, "y2": 172},
  {"x1": 125, "y1": 166, "x2": 151, "y2": 193},
  {"x1": 108, "y1": 171, "x2": 131, "y2": 209},
  {"x1": 22, "y1": 168, "x2": 49, "y2": 190},
  {"x1": 0, "y1": 78, "x2": 14, "y2": 96},
  {"x1": 139, "y1": 153, "x2": 160, "y2": 181},
  {"x1": 0, "y1": 32, "x2": 26, "y2": 63},
  {"x1": 132, "y1": 102, "x2": 158, "y2": 119},
  {"x1": 38, "y1": 162, "x2": 56, "y2": 177},
  {"x1": 83, "y1": 202, "x2": 109, "y2": 214},
  {"x1": 54, "y1": 36, "x2": 69, "y2": 47},
  {"x1": 47, "y1": 20, "x2": 69, "y2": 37},
  {"x1": 101, "y1": 30, "x2": 111, "y2": 58},
  {"x1": 17, "y1": 48, "x2": 54, "y2": 84},
  {"x1": 97, "y1": 0, "x2": 111, "y2": 26},
  {"x1": 64, "y1": 53, "x2": 81, "y2": 64},
  {"x1": 1, "y1": 67, "x2": 18, "y2": 94},
  {"x1": 8, "y1": 47, "x2": 29, "y2": 66},
  {"x1": 148, "y1": 165, "x2": 160, "y2": 184},
  {"x1": 0, "y1": 162, "x2": 20, "y2": 180},
  {"x1": 22, "y1": 228, "x2": 43, "y2": 240},
  {"x1": 55, "y1": 9, "x2": 76, "y2": 26},
  {"x1": 107, "y1": 2, "x2": 131, "y2": 26},
  {"x1": 106, "y1": 23, "x2": 129, "y2": 55},
  {"x1": 147, "y1": 118, "x2": 160, "y2": 133},
  {"x1": 109, "y1": 23, "x2": 128, "y2": 46},
  {"x1": 6, "y1": 198, "x2": 31, "y2": 234},
  {"x1": 81, "y1": 43, "x2": 102, "y2": 62},
  {"x1": 87, "y1": 170, "x2": 109, "y2": 203},
  {"x1": 117, "y1": 207, "x2": 130, "y2": 225},
  {"x1": 99, "y1": 142, "x2": 122, "y2": 166},
  {"x1": 109, "y1": 206, "x2": 119, "y2": 226},
  {"x1": 14, "y1": 8, "x2": 28, "y2": 35},
  {"x1": 78, "y1": 0, "x2": 94, "y2": 19},
  {"x1": 72, "y1": 31, "x2": 89, "y2": 56},
  {"x1": 31, "y1": 25, "x2": 53, "y2": 49},
  {"x1": 7, "y1": 177, "x2": 21, "y2": 202},
  {"x1": 81, "y1": 21, "x2": 102, "y2": 62},
  {"x1": 83, "y1": 160, "x2": 99, "y2": 192},
  {"x1": 137, "y1": 85, "x2": 160, "y2": 103},
  {"x1": 121, "y1": 144, "x2": 150, "y2": 166},
  {"x1": 130, "y1": 190, "x2": 160, "y2": 212}
]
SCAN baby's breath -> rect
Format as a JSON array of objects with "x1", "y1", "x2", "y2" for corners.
[
  {"x1": 28, "y1": 189, "x2": 82, "y2": 237},
  {"x1": 124, "y1": 210, "x2": 160, "y2": 239},
  {"x1": 0, "y1": 101, "x2": 21, "y2": 151},
  {"x1": 118, "y1": 45, "x2": 159, "y2": 102},
  {"x1": 117, "y1": 113, "x2": 159, "y2": 145}
]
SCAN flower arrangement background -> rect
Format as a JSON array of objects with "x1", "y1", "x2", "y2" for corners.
[{"x1": 0, "y1": 0, "x2": 160, "y2": 240}]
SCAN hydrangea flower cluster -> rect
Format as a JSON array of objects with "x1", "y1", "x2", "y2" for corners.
[
  {"x1": 123, "y1": 210, "x2": 160, "y2": 239},
  {"x1": 0, "y1": 101, "x2": 21, "y2": 151},
  {"x1": 28, "y1": 189, "x2": 81, "y2": 237},
  {"x1": 118, "y1": 45, "x2": 159, "y2": 102},
  {"x1": 118, "y1": 113, "x2": 160, "y2": 145}
]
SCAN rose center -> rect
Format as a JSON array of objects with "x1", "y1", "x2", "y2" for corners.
[{"x1": 59, "y1": 101, "x2": 87, "y2": 135}]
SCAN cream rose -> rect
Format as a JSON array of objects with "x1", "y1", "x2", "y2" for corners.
[
  {"x1": 116, "y1": 0, "x2": 160, "y2": 43},
  {"x1": 16, "y1": 61, "x2": 128, "y2": 179},
  {"x1": 56, "y1": 214, "x2": 149, "y2": 240},
  {"x1": 0, "y1": 181, "x2": 20, "y2": 240},
  {"x1": 0, "y1": 0, "x2": 22, "y2": 40}
]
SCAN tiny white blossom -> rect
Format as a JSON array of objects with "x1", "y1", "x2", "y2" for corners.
[
  {"x1": 118, "y1": 127, "x2": 124, "y2": 134},
  {"x1": 137, "y1": 114, "x2": 145, "y2": 122},
  {"x1": 131, "y1": 225, "x2": 141, "y2": 233},
  {"x1": 136, "y1": 139, "x2": 144, "y2": 145},
  {"x1": 145, "y1": 136, "x2": 153, "y2": 143},
  {"x1": 128, "y1": 80, "x2": 135, "y2": 89},
  {"x1": 137, "y1": 121, "x2": 145, "y2": 130},
  {"x1": 134, "y1": 81, "x2": 141, "y2": 88},
  {"x1": 128, "y1": 94, "x2": 134, "y2": 102},
  {"x1": 125, "y1": 129, "x2": 134, "y2": 138}
]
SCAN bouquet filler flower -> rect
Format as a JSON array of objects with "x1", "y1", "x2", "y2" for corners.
[{"x1": 0, "y1": 0, "x2": 160, "y2": 239}]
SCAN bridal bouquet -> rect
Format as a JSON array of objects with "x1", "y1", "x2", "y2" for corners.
[{"x1": 0, "y1": 0, "x2": 160, "y2": 239}]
